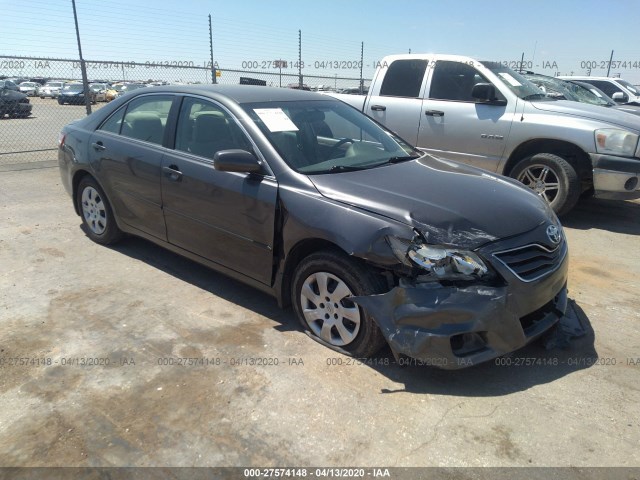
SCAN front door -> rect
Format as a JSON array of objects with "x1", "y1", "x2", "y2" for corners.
[
  {"x1": 160, "y1": 96, "x2": 278, "y2": 286},
  {"x1": 418, "y1": 60, "x2": 517, "y2": 172}
]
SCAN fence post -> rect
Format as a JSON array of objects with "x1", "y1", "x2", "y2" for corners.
[
  {"x1": 359, "y1": 42, "x2": 364, "y2": 94},
  {"x1": 71, "y1": 0, "x2": 91, "y2": 115},
  {"x1": 298, "y1": 30, "x2": 303, "y2": 89},
  {"x1": 209, "y1": 14, "x2": 217, "y2": 84}
]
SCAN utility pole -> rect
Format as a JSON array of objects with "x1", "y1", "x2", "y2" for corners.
[
  {"x1": 71, "y1": 0, "x2": 91, "y2": 115},
  {"x1": 606, "y1": 50, "x2": 614, "y2": 77}
]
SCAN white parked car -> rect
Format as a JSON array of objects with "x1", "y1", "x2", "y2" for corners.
[
  {"x1": 558, "y1": 76, "x2": 640, "y2": 104},
  {"x1": 18, "y1": 82, "x2": 40, "y2": 96},
  {"x1": 40, "y1": 81, "x2": 66, "y2": 99}
]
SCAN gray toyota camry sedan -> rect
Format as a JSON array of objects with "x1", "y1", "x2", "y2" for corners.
[{"x1": 58, "y1": 85, "x2": 568, "y2": 369}]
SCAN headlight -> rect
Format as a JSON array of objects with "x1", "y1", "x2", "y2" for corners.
[
  {"x1": 595, "y1": 128, "x2": 639, "y2": 157},
  {"x1": 387, "y1": 236, "x2": 489, "y2": 280}
]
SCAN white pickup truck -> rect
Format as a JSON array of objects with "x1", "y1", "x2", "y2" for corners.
[{"x1": 330, "y1": 54, "x2": 640, "y2": 215}]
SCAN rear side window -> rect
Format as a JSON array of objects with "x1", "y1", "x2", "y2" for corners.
[
  {"x1": 99, "y1": 107, "x2": 126, "y2": 134},
  {"x1": 120, "y1": 95, "x2": 174, "y2": 145},
  {"x1": 379, "y1": 59, "x2": 428, "y2": 98}
]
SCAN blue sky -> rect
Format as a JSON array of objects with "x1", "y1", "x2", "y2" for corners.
[{"x1": 2, "y1": 0, "x2": 640, "y2": 84}]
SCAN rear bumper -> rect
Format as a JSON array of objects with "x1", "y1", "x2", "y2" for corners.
[{"x1": 590, "y1": 154, "x2": 640, "y2": 200}]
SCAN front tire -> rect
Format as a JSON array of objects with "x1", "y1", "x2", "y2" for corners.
[
  {"x1": 291, "y1": 250, "x2": 387, "y2": 358},
  {"x1": 510, "y1": 153, "x2": 580, "y2": 216},
  {"x1": 76, "y1": 177, "x2": 122, "y2": 245}
]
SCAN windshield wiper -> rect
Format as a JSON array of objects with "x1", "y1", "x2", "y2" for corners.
[
  {"x1": 326, "y1": 165, "x2": 368, "y2": 173},
  {"x1": 386, "y1": 155, "x2": 421, "y2": 164}
]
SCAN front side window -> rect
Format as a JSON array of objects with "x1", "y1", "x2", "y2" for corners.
[
  {"x1": 379, "y1": 59, "x2": 428, "y2": 98},
  {"x1": 174, "y1": 97, "x2": 252, "y2": 160},
  {"x1": 120, "y1": 95, "x2": 173, "y2": 145},
  {"x1": 243, "y1": 99, "x2": 420, "y2": 174},
  {"x1": 430, "y1": 61, "x2": 503, "y2": 102}
]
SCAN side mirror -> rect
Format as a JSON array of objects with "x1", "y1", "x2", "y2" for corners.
[
  {"x1": 611, "y1": 92, "x2": 627, "y2": 103},
  {"x1": 213, "y1": 149, "x2": 262, "y2": 173},
  {"x1": 471, "y1": 83, "x2": 507, "y2": 105}
]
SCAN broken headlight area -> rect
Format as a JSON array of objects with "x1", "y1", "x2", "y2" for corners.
[{"x1": 386, "y1": 234, "x2": 490, "y2": 282}]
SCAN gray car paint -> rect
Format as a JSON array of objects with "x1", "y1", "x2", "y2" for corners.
[{"x1": 59, "y1": 85, "x2": 568, "y2": 368}]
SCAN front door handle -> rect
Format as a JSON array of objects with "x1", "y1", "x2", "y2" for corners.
[
  {"x1": 425, "y1": 110, "x2": 445, "y2": 117},
  {"x1": 91, "y1": 141, "x2": 106, "y2": 151},
  {"x1": 163, "y1": 165, "x2": 183, "y2": 182},
  {"x1": 370, "y1": 105, "x2": 386, "y2": 111}
]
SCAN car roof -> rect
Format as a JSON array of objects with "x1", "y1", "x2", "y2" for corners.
[{"x1": 143, "y1": 84, "x2": 330, "y2": 104}]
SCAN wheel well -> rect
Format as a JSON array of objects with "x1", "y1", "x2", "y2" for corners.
[
  {"x1": 279, "y1": 239, "x2": 346, "y2": 308},
  {"x1": 71, "y1": 169, "x2": 92, "y2": 215},
  {"x1": 504, "y1": 139, "x2": 592, "y2": 185}
]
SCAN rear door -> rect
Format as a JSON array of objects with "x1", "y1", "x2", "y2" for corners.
[
  {"x1": 418, "y1": 60, "x2": 517, "y2": 172},
  {"x1": 363, "y1": 58, "x2": 429, "y2": 145},
  {"x1": 88, "y1": 94, "x2": 175, "y2": 239},
  {"x1": 160, "y1": 96, "x2": 278, "y2": 285}
]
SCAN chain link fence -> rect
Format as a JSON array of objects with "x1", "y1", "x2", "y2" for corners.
[{"x1": 0, "y1": 55, "x2": 370, "y2": 166}]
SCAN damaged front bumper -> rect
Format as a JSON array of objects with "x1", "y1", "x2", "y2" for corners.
[{"x1": 353, "y1": 243, "x2": 569, "y2": 369}]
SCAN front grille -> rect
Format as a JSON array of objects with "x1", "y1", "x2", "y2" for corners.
[{"x1": 493, "y1": 241, "x2": 566, "y2": 282}]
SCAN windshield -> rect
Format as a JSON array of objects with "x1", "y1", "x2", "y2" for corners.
[
  {"x1": 524, "y1": 75, "x2": 578, "y2": 100},
  {"x1": 243, "y1": 100, "x2": 420, "y2": 174},
  {"x1": 480, "y1": 62, "x2": 550, "y2": 100},
  {"x1": 47, "y1": 82, "x2": 63, "y2": 88},
  {"x1": 565, "y1": 82, "x2": 612, "y2": 106},
  {"x1": 64, "y1": 84, "x2": 84, "y2": 92},
  {"x1": 616, "y1": 79, "x2": 639, "y2": 96}
]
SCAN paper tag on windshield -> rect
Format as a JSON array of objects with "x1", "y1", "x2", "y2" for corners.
[
  {"x1": 253, "y1": 108, "x2": 299, "y2": 132},
  {"x1": 498, "y1": 72, "x2": 522, "y2": 87},
  {"x1": 590, "y1": 89, "x2": 603, "y2": 97}
]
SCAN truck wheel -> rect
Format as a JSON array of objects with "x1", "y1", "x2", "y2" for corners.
[
  {"x1": 291, "y1": 250, "x2": 387, "y2": 358},
  {"x1": 510, "y1": 153, "x2": 580, "y2": 216}
]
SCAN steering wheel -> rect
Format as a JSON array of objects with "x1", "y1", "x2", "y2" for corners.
[{"x1": 326, "y1": 138, "x2": 355, "y2": 160}]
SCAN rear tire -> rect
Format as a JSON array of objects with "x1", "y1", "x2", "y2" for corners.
[
  {"x1": 291, "y1": 249, "x2": 387, "y2": 358},
  {"x1": 76, "y1": 177, "x2": 122, "y2": 245},
  {"x1": 510, "y1": 153, "x2": 581, "y2": 216}
]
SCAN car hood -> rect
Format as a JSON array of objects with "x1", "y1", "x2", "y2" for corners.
[
  {"x1": 308, "y1": 156, "x2": 551, "y2": 249},
  {"x1": 529, "y1": 99, "x2": 640, "y2": 131}
]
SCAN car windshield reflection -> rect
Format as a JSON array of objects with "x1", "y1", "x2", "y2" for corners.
[{"x1": 243, "y1": 100, "x2": 421, "y2": 174}]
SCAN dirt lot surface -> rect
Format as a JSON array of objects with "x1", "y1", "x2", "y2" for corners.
[{"x1": 0, "y1": 163, "x2": 639, "y2": 472}]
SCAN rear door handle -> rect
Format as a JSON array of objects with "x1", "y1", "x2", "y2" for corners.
[
  {"x1": 370, "y1": 105, "x2": 386, "y2": 111},
  {"x1": 163, "y1": 165, "x2": 183, "y2": 182},
  {"x1": 91, "y1": 141, "x2": 106, "y2": 151},
  {"x1": 425, "y1": 110, "x2": 445, "y2": 117}
]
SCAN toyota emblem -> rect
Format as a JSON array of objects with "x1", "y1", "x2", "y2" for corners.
[{"x1": 546, "y1": 225, "x2": 561, "y2": 245}]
